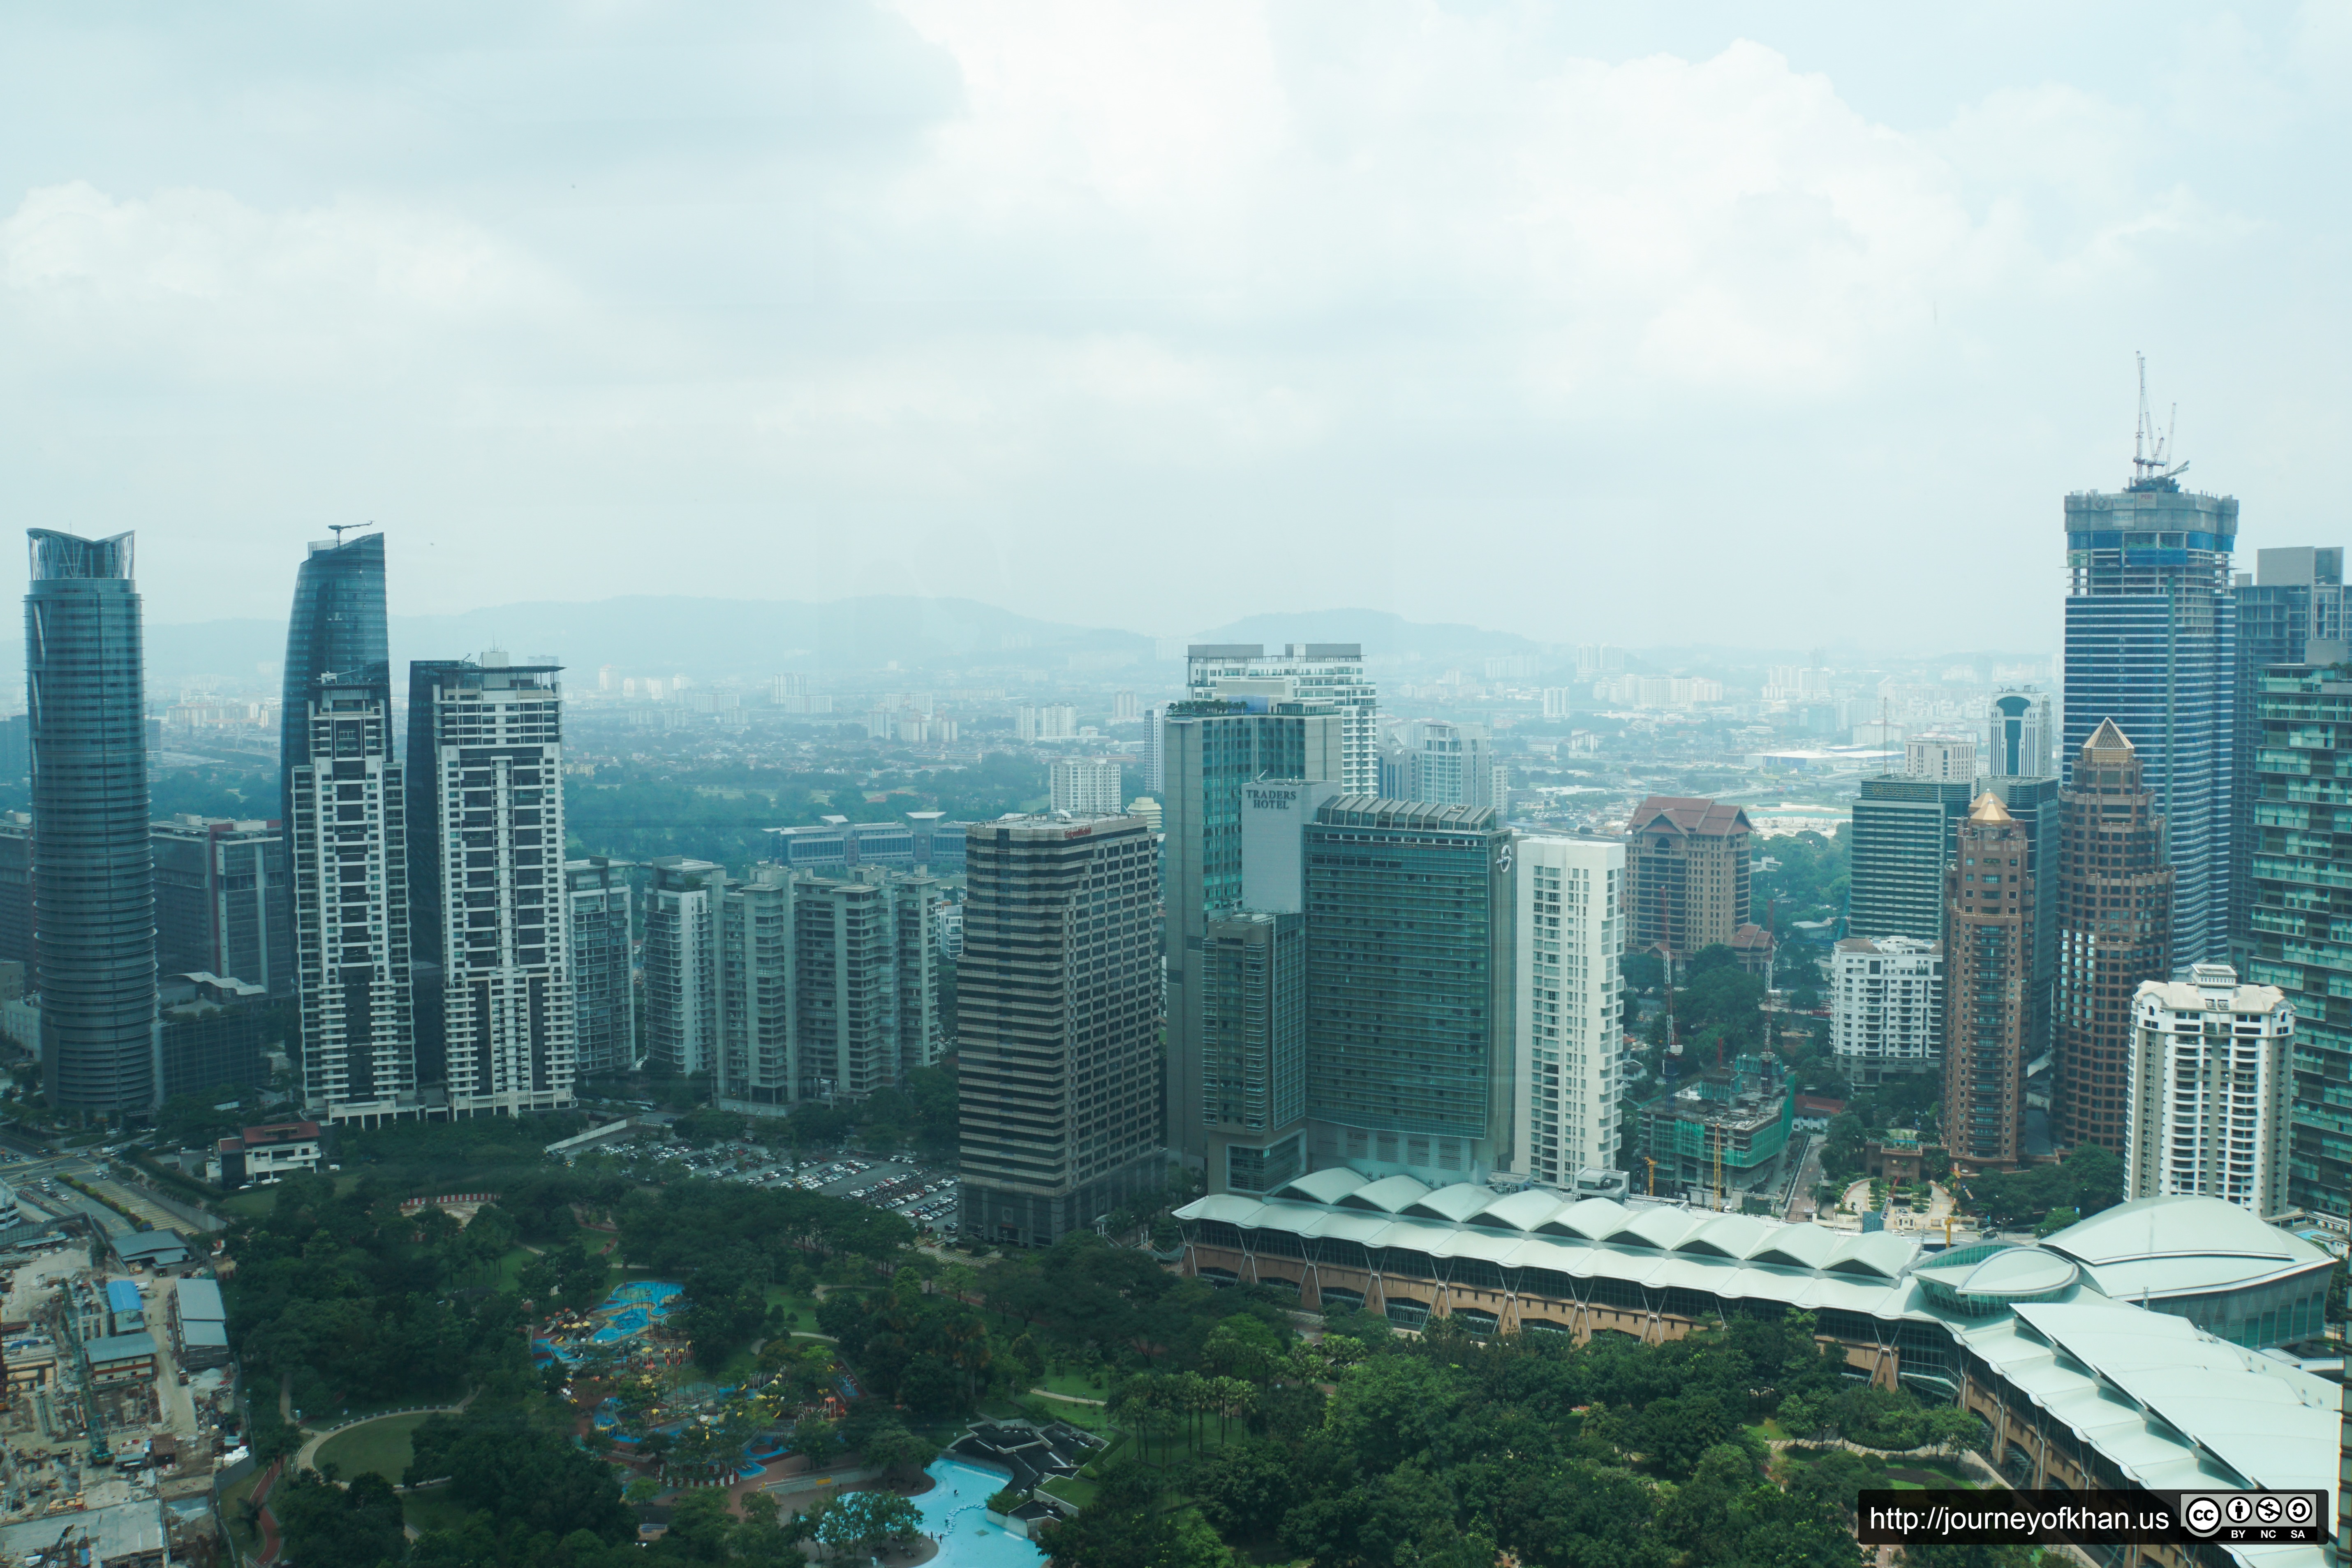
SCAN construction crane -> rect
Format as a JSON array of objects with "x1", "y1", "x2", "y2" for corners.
[
  {"x1": 327, "y1": 520, "x2": 378, "y2": 546},
  {"x1": 1712, "y1": 1123, "x2": 1726, "y2": 1212},
  {"x1": 61, "y1": 1300, "x2": 109, "y2": 1466},
  {"x1": 1643, "y1": 1156, "x2": 1656, "y2": 1197},
  {"x1": 2128, "y1": 352, "x2": 2188, "y2": 491}
]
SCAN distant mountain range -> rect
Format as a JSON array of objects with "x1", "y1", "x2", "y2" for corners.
[{"x1": 136, "y1": 596, "x2": 1548, "y2": 680}]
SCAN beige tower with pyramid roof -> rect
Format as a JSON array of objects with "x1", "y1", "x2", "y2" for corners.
[{"x1": 1944, "y1": 791, "x2": 2035, "y2": 1168}]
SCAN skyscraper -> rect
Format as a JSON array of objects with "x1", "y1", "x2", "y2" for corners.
[
  {"x1": 152, "y1": 816, "x2": 291, "y2": 997},
  {"x1": 26, "y1": 530, "x2": 157, "y2": 1115},
  {"x1": 1622, "y1": 797, "x2": 1751, "y2": 963},
  {"x1": 1512, "y1": 836, "x2": 1624, "y2": 1185},
  {"x1": 1849, "y1": 777, "x2": 1973, "y2": 945},
  {"x1": 2228, "y1": 546, "x2": 2347, "y2": 958},
  {"x1": 1186, "y1": 643, "x2": 1379, "y2": 794},
  {"x1": 2053, "y1": 721, "x2": 2173, "y2": 1152},
  {"x1": 564, "y1": 858, "x2": 636, "y2": 1078},
  {"x1": 957, "y1": 813, "x2": 1163, "y2": 1247},
  {"x1": 1304, "y1": 797, "x2": 1515, "y2": 1182},
  {"x1": 2061, "y1": 417, "x2": 2236, "y2": 962},
  {"x1": 406, "y1": 654, "x2": 574, "y2": 1116},
  {"x1": 2241, "y1": 663, "x2": 2352, "y2": 1221},
  {"x1": 282, "y1": 533, "x2": 415, "y2": 1124},
  {"x1": 643, "y1": 857, "x2": 724, "y2": 1078},
  {"x1": 1987, "y1": 690, "x2": 2053, "y2": 779},
  {"x1": 1162, "y1": 701, "x2": 1342, "y2": 1174},
  {"x1": 1829, "y1": 935, "x2": 1943, "y2": 1088},
  {"x1": 2123, "y1": 964, "x2": 2294, "y2": 1218},
  {"x1": 1943, "y1": 793, "x2": 2035, "y2": 1168},
  {"x1": 1905, "y1": 734, "x2": 1978, "y2": 782},
  {"x1": 1392, "y1": 720, "x2": 1498, "y2": 810}
]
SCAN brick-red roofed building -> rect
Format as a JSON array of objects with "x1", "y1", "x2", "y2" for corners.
[{"x1": 1623, "y1": 796, "x2": 1753, "y2": 964}]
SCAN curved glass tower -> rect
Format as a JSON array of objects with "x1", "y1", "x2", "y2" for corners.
[
  {"x1": 26, "y1": 529, "x2": 157, "y2": 1114},
  {"x1": 281, "y1": 533, "x2": 416, "y2": 1122}
]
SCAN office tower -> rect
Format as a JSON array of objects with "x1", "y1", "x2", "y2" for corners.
[
  {"x1": 2054, "y1": 721, "x2": 2173, "y2": 1152},
  {"x1": 2229, "y1": 546, "x2": 2348, "y2": 957},
  {"x1": 0, "y1": 812, "x2": 31, "y2": 971},
  {"x1": 2062, "y1": 434, "x2": 2236, "y2": 962},
  {"x1": 957, "y1": 814, "x2": 1163, "y2": 1247},
  {"x1": 1395, "y1": 720, "x2": 1497, "y2": 809},
  {"x1": 1186, "y1": 643, "x2": 1379, "y2": 794},
  {"x1": 2242, "y1": 664, "x2": 2352, "y2": 1221},
  {"x1": 1830, "y1": 936, "x2": 1943, "y2": 1087},
  {"x1": 406, "y1": 654, "x2": 573, "y2": 1116},
  {"x1": 1304, "y1": 797, "x2": 1515, "y2": 1182},
  {"x1": 26, "y1": 530, "x2": 158, "y2": 1115},
  {"x1": 1050, "y1": 758, "x2": 1123, "y2": 816},
  {"x1": 1512, "y1": 836, "x2": 1624, "y2": 1186},
  {"x1": 1850, "y1": 777, "x2": 1973, "y2": 944},
  {"x1": 1987, "y1": 690, "x2": 2053, "y2": 778},
  {"x1": 152, "y1": 816, "x2": 292, "y2": 997},
  {"x1": 1622, "y1": 797, "x2": 1751, "y2": 963},
  {"x1": 2123, "y1": 964, "x2": 2293, "y2": 1216},
  {"x1": 643, "y1": 858, "x2": 724, "y2": 1077},
  {"x1": 1198, "y1": 909, "x2": 1307, "y2": 1193},
  {"x1": 1124, "y1": 797, "x2": 1161, "y2": 837},
  {"x1": 1162, "y1": 701, "x2": 1342, "y2": 1174},
  {"x1": 1943, "y1": 793, "x2": 2035, "y2": 1168},
  {"x1": 565, "y1": 858, "x2": 636, "y2": 1078},
  {"x1": 281, "y1": 532, "x2": 415, "y2": 1123},
  {"x1": 0, "y1": 714, "x2": 27, "y2": 785},
  {"x1": 158, "y1": 973, "x2": 272, "y2": 1098},
  {"x1": 1906, "y1": 734, "x2": 1978, "y2": 782}
]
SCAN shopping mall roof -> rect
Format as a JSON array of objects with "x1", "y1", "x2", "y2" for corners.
[{"x1": 2039, "y1": 1194, "x2": 2334, "y2": 1301}]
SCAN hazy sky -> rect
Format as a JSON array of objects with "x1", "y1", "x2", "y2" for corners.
[{"x1": 3, "y1": 4, "x2": 2345, "y2": 651}]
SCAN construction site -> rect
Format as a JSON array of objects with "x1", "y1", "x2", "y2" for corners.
[
  {"x1": 1634, "y1": 1053, "x2": 1798, "y2": 1208},
  {"x1": 0, "y1": 1180, "x2": 232, "y2": 1568}
]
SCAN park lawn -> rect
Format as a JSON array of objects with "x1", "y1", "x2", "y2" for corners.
[
  {"x1": 217, "y1": 1467, "x2": 264, "y2": 1557},
  {"x1": 315, "y1": 1412, "x2": 432, "y2": 1483},
  {"x1": 1036, "y1": 1369, "x2": 1113, "y2": 1403},
  {"x1": 761, "y1": 1286, "x2": 821, "y2": 1332},
  {"x1": 1029, "y1": 1396, "x2": 1115, "y2": 1435},
  {"x1": 1743, "y1": 1418, "x2": 1791, "y2": 1443},
  {"x1": 222, "y1": 1189, "x2": 273, "y2": 1219}
]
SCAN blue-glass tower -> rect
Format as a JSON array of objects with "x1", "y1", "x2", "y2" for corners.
[
  {"x1": 25, "y1": 530, "x2": 157, "y2": 1114},
  {"x1": 2062, "y1": 446, "x2": 2236, "y2": 966}
]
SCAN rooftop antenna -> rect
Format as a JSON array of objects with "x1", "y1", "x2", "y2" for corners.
[
  {"x1": 328, "y1": 520, "x2": 379, "y2": 546},
  {"x1": 2128, "y1": 353, "x2": 2189, "y2": 492}
]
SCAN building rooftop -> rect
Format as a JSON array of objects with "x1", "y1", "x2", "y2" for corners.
[
  {"x1": 174, "y1": 1277, "x2": 224, "y2": 1323},
  {"x1": 1627, "y1": 796, "x2": 1753, "y2": 838},
  {"x1": 84, "y1": 1330, "x2": 157, "y2": 1362}
]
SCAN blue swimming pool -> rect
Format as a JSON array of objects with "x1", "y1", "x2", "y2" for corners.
[{"x1": 911, "y1": 1459, "x2": 1045, "y2": 1568}]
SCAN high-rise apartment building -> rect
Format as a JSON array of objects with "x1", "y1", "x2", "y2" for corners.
[
  {"x1": 152, "y1": 816, "x2": 291, "y2": 997},
  {"x1": 2241, "y1": 664, "x2": 2352, "y2": 1221},
  {"x1": 282, "y1": 534, "x2": 416, "y2": 1124},
  {"x1": 407, "y1": 654, "x2": 573, "y2": 1116},
  {"x1": 2062, "y1": 458, "x2": 2236, "y2": 962},
  {"x1": 1140, "y1": 705, "x2": 1168, "y2": 793},
  {"x1": 1622, "y1": 797, "x2": 1751, "y2": 962},
  {"x1": 2123, "y1": 964, "x2": 2294, "y2": 1218},
  {"x1": 716, "y1": 866, "x2": 792, "y2": 1106},
  {"x1": 1186, "y1": 643, "x2": 1379, "y2": 794},
  {"x1": 2054, "y1": 721, "x2": 2174, "y2": 1153},
  {"x1": 2228, "y1": 546, "x2": 2347, "y2": 958},
  {"x1": 781, "y1": 869, "x2": 944, "y2": 1102},
  {"x1": 1392, "y1": 720, "x2": 1497, "y2": 810},
  {"x1": 1987, "y1": 690, "x2": 2053, "y2": 779},
  {"x1": 1512, "y1": 836, "x2": 1623, "y2": 1185},
  {"x1": 564, "y1": 858, "x2": 636, "y2": 1078},
  {"x1": 1162, "y1": 702, "x2": 1342, "y2": 1175},
  {"x1": 1906, "y1": 734, "x2": 1978, "y2": 782},
  {"x1": 1050, "y1": 758, "x2": 1123, "y2": 816},
  {"x1": 1943, "y1": 794, "x2": 2035, "y2": 1168},
  {"x1": 1112, "y1": 691, "x2": 1140, "y2": 723},
  {"x1": 643, "y1": 857, "x2": 724, "y2": 1077},
  {"x1": 1541, "y1": 688, "x2": 1577, "y2": 720},
  {"x1": 958, "y1": 814, "x2": 1163, "y2": 1247},
  {"x1": 1304, "y1": 797, "x2": 1515, "y2": 1183},
  {"x1": 26, "y1": 530, "x2": 158, "y2": 1115},
  {"x1": 1015, "y1": 703, "x2": 1078, "y2": 742},
  {"x1": 1197, "y1": 909, "x2": 1307, "y2": 1193},
  {"x1": 1830, "y1": 935, "x2": 1943, "y2": 1086}
]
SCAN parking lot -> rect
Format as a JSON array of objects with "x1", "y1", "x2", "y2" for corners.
[{"x1": 647, "y1": 1142, "x2": 961, "y2": 1238}]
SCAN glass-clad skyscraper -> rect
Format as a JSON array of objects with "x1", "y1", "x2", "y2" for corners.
[
  {"x1": 25, "y1": 530, "x2": 157, "y2": 1113},
  {"x1": 2228, "y1": 546, "x2": 2346, "y2": 960},
  {"x1": 2061, "y1": 476, "x2": 2236, "y2": 964},
  {"x1": 281, "y1": 534, "x2": 416, "y2": 1122}
]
